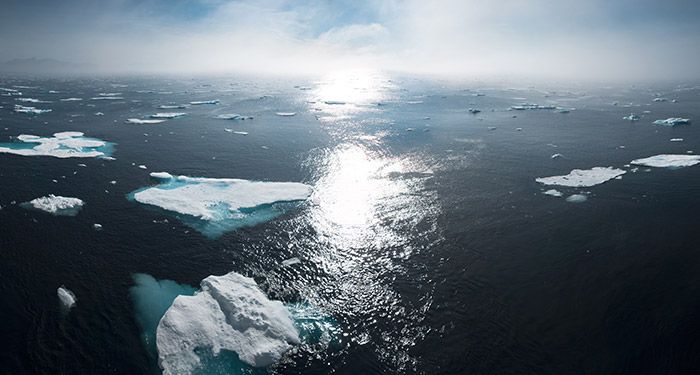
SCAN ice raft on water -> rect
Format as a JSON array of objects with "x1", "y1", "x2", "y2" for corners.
[
  {"x1": 0, "y1": 132, "x2": 113, "y2": 158},
  {"x1": 14, "y1": 104, "x2": 52, "y2": 114},
  {"x1": 150, "y1": 112, "x2": 186, "y2": 119},
  {"x1": 189, "y1": 100, "x2": 219, "y2": 105},
  {"x1": 653, "y1": 118, "x2": 690, "y2": 126},
  {"x1": 57, "y1": 286, "x2": 77, "y2": 310},
  {"x1": 156, "y1": 272, "x2": 300, "y2": 373},
  {"x1": 22, "y1": 195, "x2": 84, "y2": 216},
  {"x1": 536, "y1": 167, "x2": 626, "y2": 187},
  {"x1": 126, "y1": 118, "x2": 166, "y2": 124},
  {"x1": 630, "y1": 154, "x2": 700, "y2": 168},
  {"x1": 129, "y1": 172, "x2": 312, "y2": 237}
]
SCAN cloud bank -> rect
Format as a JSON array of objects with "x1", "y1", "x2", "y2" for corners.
[{"x1": 1, "y1": 0, "x2": 699, "y2": 80}]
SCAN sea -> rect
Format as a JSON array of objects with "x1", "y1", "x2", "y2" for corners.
[{"x1": 1, "y1": 71, "x2": 700, "y2": 374}]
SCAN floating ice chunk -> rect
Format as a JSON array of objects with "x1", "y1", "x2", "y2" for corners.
[
  {"x1": 57, "y1": 286, "x2": 77, "y2": 309},
  {"x1": 0, "y1": 132, "x2": 112, "y2": 158},
  {"x1": 99, "y1": 92, "x2": 121, "y2": 96},
  {"x1": 281, "y1": 257, "x2": 301, "y2": 267},
  {"x1": 93, "y1": 223, "x2": 103, "y2": 230},
  {"x1": 94, "y1": 112, "x2": 104, "y2": 116},
  {"x1": 510, "y1": 103, "x2": 556, "y2": 110},
  {"x1": 150, "y1": 112, "x2": 186, "y2": 119},
  {"x1": 543, "y1": 189, "x2": 563, "y2": 197},
  {"x1": 653, "y1": 118, "x2": 690, "y2": 126},
  {"x1": 14, "y1": 104, "x2": 51, "y2": 114},
  {"x1": 623, "y1": 114, "x2": 640, "y2": 121},
  {"x1": 323, "y1": 100, "x2": 346, "y2": 105},
  {"x1": 138, "y1": 165, "x2": 148, "y2": 169},
  {"x1": 468, "y1": 108, "x2": 481, "y2": 114},
  {"x1": 670, "y1": 138, "x2": 684, "y2": 142},
  {"x1": 91, "y1": 96, "x2": 123, "y2": 100},
  {"x1": 232, "y1": 131, "x2": 248, "y2": 135},
  {"x1": 189, "y1": 100, "x2": 219, "y2": 105},
  {"x1": 156, "y1": 272, "x2": 300, "y2": 373},
  {"x1": 60, "y1": 97, "x2": 82, "y2": 101},
  {"x1": 216, "y1": 113, "x2": 253, "y2": 120},
  {"x1": 630, "y1": 154, "x2": 700, "y2": 168},
  {"x1": 535, "y1": 167, "x2": 626, "y2": 187},
  {"x1": 653, "y1": 97, "x2": 668, "y2": 102},
  {"x1": 126, "y1": 118, "x2": 166, "y2": 124},
  {"x1": 566, "y1": 194, "x2": 588, "y2": 203},
  {"x1": 16, "y1": 97, "x2": 50, "y2": 103},
  {"x1": 0, "y1": 87, "x2": 20, "y2": 93},
  {"x1": 23, "y1": 195, "x2": 84, "y2": 216},
  {"x1": 158, "y1": 104, "x2": 188, "y2": 109},
  {"x1": 129, "y1": 173, "x2": 312, "y2": 237},
  {"x1": 551, "y1": 153, "x2": 563, "y2": 159},
  {"x1": 275, "y1": 112, "x2": 296, "y2": 116}
]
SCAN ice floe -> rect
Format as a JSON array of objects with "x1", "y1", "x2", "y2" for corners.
[
  {"x1": 129, "y1": 172, "x2": 312, "y2": 237},
  {"x1": 543, "y1": 189, "x2": 563, "y2": 197},
  {"x1": 510, "y1": 103, "x2": 557, "y2": 110},
  {"x1": 126, "y1": 118, "x2": 166, "y2": 124},
  {"x1": 150, "y1": 112, "x2": 186, "y2": 119},
  {"x1": 0, "y1": 132, "x2": 112, "y2": 158},
  {"x1": 189, "y1": 100, "x2": 219, "y2": 105},
  {"x1": 653, "y1": 118, "x2": 690, "y2": 126},
  {"x1": 156, "y1": 272, "x2": 300, "y2": 373},
  {"x1": 535, "y1": 167, "x2": 626, "y2": 187},
  {"x1": 216, "y1": 114, "x2": 253, "y2": 120},
  {"x1": 630, "y1": 154, "x2": 700, "y2": 168},
  {"x1": 670, "y1": 138, "x2": 684, "y2": 142},
  {"x1": 158, "y1": 104, "x2": 188, "y2": 109},
  {"x1": 566, "y1": 194, "x2": 588, "y2": 203},
  {"x1": 91, "y1": 96, "x2": 124, "y2": 100},
  {"x1": 276, "y1": 112, "x2": 296, "y2": 116},
  {"x1": 60, "y1": 97, "x2": 83, "y2": 101},
  {"x1": 14, "y1": 104, "x2": 52, "y2": 114},
  {"x1": 22, "y1": 195, "x2": 84, "y2": 216},
  {"x1": 623, "y1": 114, "x2": 640, "y2": 121},
  {"x1": 16, "y1": 97, "x2": 50, "y2": 103},
  {"x1": 57, "y1": 286, "x2": 77, "y2": 310}
]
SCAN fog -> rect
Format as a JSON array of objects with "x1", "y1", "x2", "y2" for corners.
[{"x1": 1, "y1": 0, "x2": 699, "y2": 81}]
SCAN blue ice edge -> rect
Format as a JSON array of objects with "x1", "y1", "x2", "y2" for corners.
[
  {"x1": 130, "y1": 273, "x2": 339, "y2": 374},
  {"x1": 126, "y1": 175, "x2": 306, "y2": 239}
]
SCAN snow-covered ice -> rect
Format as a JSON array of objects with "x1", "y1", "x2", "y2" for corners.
[
  {"x1": 0, "y1": 132, "x2": 112, "y2": 158},
  {"x1": 58, "y1": 286, "x2": 77, "y2": 309},
  {"x1": 150, "y1": 112, "x2": 186, "y2": 119},
  {"x1": 189, "y1": 100, "x2": 220, "y2": 105},
  {"x1": 156, "y1": 272, "x2": 300, "y2": 373},
  {"x1": 129, "y1": 172, "x2": 312, "y2": 237},
  {"x1": 158, "y1": 104, "x2": 188, "y2": 109},
  {"x1": 536, "y1": 167, "x2": 626, "y2": 187},
  {"x1": 14, "y1": 104, "x2": 52, "y2": 114},
  {"x1": 653, "y1": 118, "x2": 690, "y2": 126},
  {"x1": 276, "y1": 112, "x2": 296, "y2": 116},
  {"x1": 126, "y1": 118, "x2": 166, "y2": 124},
  {"x1": 23, "y1": 195, "x2": 84, "y2": 216},
  {"x1": 216, "y1": 113, "x2": 253, "y2": 120},
  {"x1": 566, "y1": 194, "x2": 588, "y2": 203},
  {"x1": 543, "y1": 189, "x2": 563, "y2": 197},
  {"x1": 623, "y1": 114, "x2": 640, "y2": 121},
  {"x1": 630, "y1": 154, "x2": 700, "y2": 168},
  {"x1": 510, "y1": 103, "x2": 556, "y2": 110}
]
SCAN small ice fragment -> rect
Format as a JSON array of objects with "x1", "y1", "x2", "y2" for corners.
[
  {"x1": 516, "y1": 127, "x2": 523, "y2": 131},
  {"x1": 150, "y1": 113, "x2": 186, "y2": 119},
  {"x1": 536, "y1": 167, "x2": 626, "y2": 187},
  {"x1": 138, "y1": 165, "x2": 147, "y2": 170},
  {"x1": 653, "y1": 118, "x2": 690, "y2": 126},
  {"x1": 543, "y1": 189, "x2": 563, "y2": 197},
  {"x1": 281, "y1": 257, "x2": 301, "y2": 267},
  {"x1": 60, "y1": 98, "x2": 83, "y2": 101},
  {"x1": 276, "y1": 112, "x2": 296, "y2": 116},
  {"x1": 551, "y1": 153, "x2": 563, "y2": 159},
  {"x1": 653, "y1": 97, "x2": 667, "y2": 102},
  {"x1": 93, "y1": 223, "x2": 103, "y2": 230},
  {"x1": 158, "y1": 104, "x2": 188, "y2": 109},
  {"x1": 233, "y1": 131, "x2": 248, "y2": 135},
  {"x1": 14, "y1": 104, "x2": 52, "y2": 114},
  {"x1": 126, "y1": 119, "x2": 166, "y2": 124},
  {"x1": 57, "y1": 286, "x2": 77, "y2": 309},
  {"x1": 623, "y1": 114, "x2": 640, "y2": 121},
  {"x1": 670, "y1": 138, "x2": 684, "y2": 142},
  {"x1": 189, "y1": 100, "x2": 219, "y2": 105},
  {"x1": 24, "y1": 195, "x2": 84, "y2": 215},
  {"x1": 566, "y1": 194, "x2": 588, "y2": 203}
]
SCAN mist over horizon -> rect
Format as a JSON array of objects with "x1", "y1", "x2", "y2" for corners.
[{"x1": 2, "y1": 0, "x2": 700, "y2": 81}]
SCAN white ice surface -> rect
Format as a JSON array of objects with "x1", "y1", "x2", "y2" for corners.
[
  {"x1": 0, "y1": 132, "x2": 108, "y2": 158},
  {"x1": 630, "y1": 154, "x2": 700, "y2": 168},
  {"x1": 535, "y1": 167, "x2": 626, "y2": 187}
]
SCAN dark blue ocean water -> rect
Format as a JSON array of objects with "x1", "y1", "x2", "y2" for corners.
[{"x1": 1, "y1": 72, "x2": 700, "y2": 374}]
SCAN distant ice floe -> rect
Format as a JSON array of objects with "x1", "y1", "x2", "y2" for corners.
[
  {"x1": 156, "y1": 272, "x2": 299, "y2": 373},
  {"x1": 150, "y1": 112, "x2": 186, "y2": 119},
  {"x1": 536, "y1": 167, "x2": 626, "y2": 187},
  {"x1": 91, "y1": 96, "x2": 124, "y2": 100},
  {"x1": 126, "y1": 118, "x2": 166, "y2": 124},
  {"x1": 543, "y1": 189, "x2": 563, "y2": 197},
  {"x1": 275, "y1": 112, "x2": 296, "y2": 116},
  {"x1": 653, "y1": 97, "x2": 668, "y2": 102},
  {"x1": 129, "y1": 172, "x2": 312, "y2": 237},
  {"x1": 16, "y1": 97, "x2": 51, "y2": 103},
  {"x1": 189, "y1": 100, "x2": 219, "y2": 105},
  {"x1": 22, "y1": 195, "x2": 84, "y2": 216},
  {"x1": 653, "y1": 118, "x2": 690, "y2": 126},
  {"x1": 0, "y1": 132, "x2": 113, "y2": 158},
  {"x1": 57, "y1": 286, "x2": 77, "y2": 310},
  {"x1": 216, "y1": 113, "x2": 253, "y2": 120},
  {"x1": 566, "y1": 194, "x2": 588, "y2": 203},
  {"x1": 630, "y1": 154, "x2": 700, "y2": 168},
  {"x1": 670, "y1": 138, "x2": 684, "y2": 142},
  {"x1": 60, "y1": 97, "x2": 83, "y2": 101},
  {"x1": 14, "y1": 104, "x2": 52, "y2": 114},
  {"x1": 158, "y1": 104, "x2": 188, "y2": 109},
  {"x1": 510, "y1": 103, "x2": 557, "y2": 110},
  {"x1": 623, "y1": 114, "x2": 640, "y2": 121}
]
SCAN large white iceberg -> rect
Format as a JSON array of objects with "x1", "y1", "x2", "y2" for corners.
[
  {"x1": 129, "y1": 172, "x2": 312, "y2": 237},
  {"x1": 156, "y1": 272, "x2": 300, "y2": 373},
  {"x1": 630, "y1": 154, "x2": 700, "y2": 168},
  {"x1": 23, "y1": 195, "x2": 84, "y2": 216},
  {"x1": 0, "y1": 131, "x2": 113, "y2": 158},
  {"x1": 536, "y1": 167, "x2": 626, "y2": 187}
]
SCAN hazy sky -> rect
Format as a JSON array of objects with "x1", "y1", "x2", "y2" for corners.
[{"x1": 2, "y1": 0, "x2": 700, "y2": 80}]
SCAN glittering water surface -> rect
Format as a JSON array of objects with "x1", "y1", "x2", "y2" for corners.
[{"x1": 1, "y1": 72, "x2": 700, "y2": 374}]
